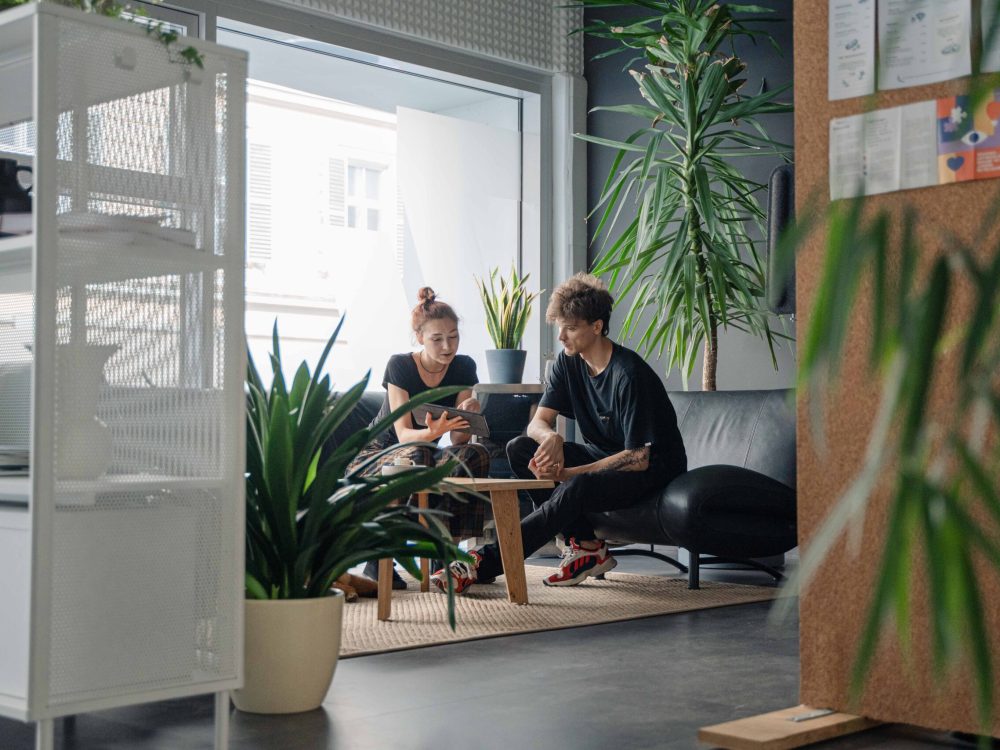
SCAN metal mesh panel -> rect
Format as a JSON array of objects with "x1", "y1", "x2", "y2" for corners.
[
  {"x1": 41, "y1": 14, "x2": 242, "y2": 706},
  {"x1": 48, "y1": 489, "x2": 238, "y2": 699},
  {"x1": 0, "y1": 289, "x2": 32, "y2": 450}
]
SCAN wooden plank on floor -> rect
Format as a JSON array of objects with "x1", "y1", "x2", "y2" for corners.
[{"x1": 698, "y1": 705, "x2": 880, "y2": 749}]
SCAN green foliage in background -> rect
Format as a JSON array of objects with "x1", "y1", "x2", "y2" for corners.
[
  {"x1": 474, "y1": 265, "x2": 543, "y2": 350},
  {"x1": 778, "y1": 193, "x2": 1000, "y2": 735},
  {"x1": 577, "y1": 0, "x2": 792, "y2": 390},
  {"x1": 245, "y1": 320, "x2": 470, "y2": 627}
]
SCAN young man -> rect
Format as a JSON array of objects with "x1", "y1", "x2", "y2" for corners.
[{"x1": 432, "y1": 273, "x2": 687, "y2": 592}]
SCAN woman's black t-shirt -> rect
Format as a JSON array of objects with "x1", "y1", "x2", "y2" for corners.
[{"x1": 368, "y1": 353, "x2": 479, "y2": 448}]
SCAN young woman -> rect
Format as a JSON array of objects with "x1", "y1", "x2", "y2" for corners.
[{"x1": 350, "y1": 287, "x2": 491, "y2": 588}]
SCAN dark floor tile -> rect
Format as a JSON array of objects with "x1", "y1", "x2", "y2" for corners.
[{"x1": 0, "y1": 561, "x2": 972, "y2": 750}]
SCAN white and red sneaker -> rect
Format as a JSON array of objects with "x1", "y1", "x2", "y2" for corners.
[
  {"x1": 431, "y1": 550, "x2": 482, "y2": 595},
  {"x1": 543, "y1": 539, "x2": 617, "y2": 586}
]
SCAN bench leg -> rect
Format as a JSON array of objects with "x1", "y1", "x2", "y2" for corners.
[
  {"x1": 688, "y1": 549, "x2": 700, "y2": 590},
  {"x1": 377, "y1": 558, "x2": 393, "y2": 620},
  {"x1": 491, "y1": 489, "x2": 528, "y2": 604},
  {"x1": 418, "y1": 492, "x2": 430, "y2": 592}
]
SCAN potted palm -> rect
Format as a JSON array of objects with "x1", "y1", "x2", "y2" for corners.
[
  {"x1": 474, "y1": 264, "x2": 543, "y2": 384},
  {"x1": 238, "y1": 319, "x2": 468, "y2": 714}
]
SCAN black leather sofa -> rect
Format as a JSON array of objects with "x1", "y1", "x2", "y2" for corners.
[
  {"x1": 588, "y1": 388, "x2": 797, "y2": 588},
  {"x1": 328, "y1": 389, "x2": 797, "y2": 590}
]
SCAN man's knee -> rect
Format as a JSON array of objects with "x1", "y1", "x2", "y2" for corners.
[
  {"x1": 550, "y1": 473, "x2": 600, "y2": 505},
  {"x1": 506, "y1": 435, "x2": 538, "y2": 472}
]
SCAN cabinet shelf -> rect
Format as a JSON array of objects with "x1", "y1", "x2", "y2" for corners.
[
  {"x1": 0, "y1": 234, "x2": 30, "y2": 273},
  {"x1": 0, "y1": 474, "x2": 229, "y2": 507},
  {"x1": 0, "y1": 231, "x2": 225, "y2": 285}
]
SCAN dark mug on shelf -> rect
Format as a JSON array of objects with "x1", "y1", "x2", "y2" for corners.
[{"x1": 0, "y1": 158, "x2": 33, "y2": 214}]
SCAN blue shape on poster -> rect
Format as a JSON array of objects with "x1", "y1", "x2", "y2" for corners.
[{"x1": 947, "y1": 156, "x2": 965, "y2": 171}]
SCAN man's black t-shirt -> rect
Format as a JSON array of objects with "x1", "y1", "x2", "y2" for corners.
[
  {"x1": 540, "y1": 343, "x2": 686, "y2": 475},
  {"x1": 369, "y1": 353, "x2": 478, "y2": 448}
]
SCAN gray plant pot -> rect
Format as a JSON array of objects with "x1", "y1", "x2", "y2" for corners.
[{"x1": 485, "y1": 349, "x2": 527, "y2": 384}]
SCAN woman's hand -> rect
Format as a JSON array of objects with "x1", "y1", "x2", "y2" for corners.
[{"x1": 425, "y1": 409, "x2": 469, "y2": 439}]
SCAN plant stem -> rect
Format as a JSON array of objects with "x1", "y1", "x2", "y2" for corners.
[{"x1": 702, "y1": 323, "x2": 717, "y2": 391}]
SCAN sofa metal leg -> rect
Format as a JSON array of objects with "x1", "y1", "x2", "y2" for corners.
[
  {"x1": 688, "y1": 550, "x2": 700, "y2": 589},
  {"x1": 610, "y1": 548, "x2": 688, "y2": 574},
  {"x1": 696, "y1": 555, "x2": 786, "y2": 583}
]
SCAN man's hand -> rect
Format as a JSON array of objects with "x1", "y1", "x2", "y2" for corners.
[
  {"x1": 528, "y1": 457, "x2": 564, "y2": 482},
  {"x1": 533, "y1": 433, "x2": 564, "y2": 470}
]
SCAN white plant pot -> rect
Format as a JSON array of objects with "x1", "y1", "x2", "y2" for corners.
[{"x1": 232, "y1": 592, "x2": 344, "y2": 714}]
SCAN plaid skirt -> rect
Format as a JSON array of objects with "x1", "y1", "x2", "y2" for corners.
[{"x1": 346, "y1": 442, "x2": 491, "y2": 539}]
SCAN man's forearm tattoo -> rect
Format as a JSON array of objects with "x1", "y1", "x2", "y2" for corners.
[{"x1": 605, "y1": 447, "x2": 650, "y2": 471}]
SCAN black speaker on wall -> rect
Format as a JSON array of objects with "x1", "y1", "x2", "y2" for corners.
[{"x1": 766, "y1": 163, "x2": 795, "y2": 315}]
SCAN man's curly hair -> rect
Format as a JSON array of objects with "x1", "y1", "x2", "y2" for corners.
[{"x1": 545, "y1": 273, "x2": 614, "y2": 336}]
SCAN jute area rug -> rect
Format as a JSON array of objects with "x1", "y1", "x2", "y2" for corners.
[{"x1": 340, "y1": 564, "x2": 778, "y2": 658}]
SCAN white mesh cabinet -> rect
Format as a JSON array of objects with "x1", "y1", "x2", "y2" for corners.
[{"x1": 0, "y1": 5, "x2": 246, "y2": 749}]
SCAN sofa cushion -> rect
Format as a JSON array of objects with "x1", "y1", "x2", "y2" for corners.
[
  {"x1": 328, "y1": 391, "x2": 385, "y2": 450},
  {"x1": 669, "y1": 389, "x2": 795, "y2": 488},
  {"x1": 659, "y1": 464, "x2": 797, "y2": 557},
  {"x1": 590, "y1": 388, "x2": 796, "y2": 557}
]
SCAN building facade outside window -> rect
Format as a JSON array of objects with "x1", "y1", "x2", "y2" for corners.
[{"x1": 346, "y1": 164, "x2": 383, "y2": 231}]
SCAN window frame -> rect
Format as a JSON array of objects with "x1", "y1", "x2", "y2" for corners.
[
  {"x1": 139, "y1": 0, "x2": 585, "y2": 382},
  {"x1": 345, "y1": 162, "x2": 385, "y2": 233}
]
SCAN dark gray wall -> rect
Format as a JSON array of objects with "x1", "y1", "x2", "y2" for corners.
[{"x1": 583, "y1": 0, "x2": 795, "y2": 391}]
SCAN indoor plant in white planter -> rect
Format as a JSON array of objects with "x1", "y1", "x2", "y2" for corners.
[
  {"x1": 475, "y1": 264, "x2": 543, "y2": 384},
  {"x1": 238, "y1": 320, "x2": 468, "y2": 714}
]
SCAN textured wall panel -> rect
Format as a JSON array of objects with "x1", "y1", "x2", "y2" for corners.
[{"x1": 261, "y1": 0, "x2": 583, "y2": 74}]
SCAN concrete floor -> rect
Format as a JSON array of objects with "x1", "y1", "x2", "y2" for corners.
[{"x1": 0, "y1": 551, "x2": 984, "y2": 749}]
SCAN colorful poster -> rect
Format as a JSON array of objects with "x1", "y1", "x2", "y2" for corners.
[
  {"x1": 983, "y1": 1, "x2": 1000, "y2": 73},
  {"x1": 937, "y1": 91, "x2": 1000, "y2": 183}
]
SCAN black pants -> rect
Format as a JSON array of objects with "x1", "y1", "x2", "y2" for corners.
[{"x1": 473, "y1": 436, "x2": 675, "y2": 582}]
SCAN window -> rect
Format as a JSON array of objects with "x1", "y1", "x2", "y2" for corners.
[
  {"x1": 211, "y1": 19, "x2": 540, "y2": 389},
  {"x1": 346, "y1": 164, "x2": 382, "y2": 231},
  {"x1": 110, "y1": 1, "x2": 558, "y2": 389}
]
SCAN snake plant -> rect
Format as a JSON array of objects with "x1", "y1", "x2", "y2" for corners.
[
  {"x1": 245, "y1": 319, "x2": 469, "y2": 626},
  {"x1": 474, "y1": 265, "x2": 543, "y2": 350}
]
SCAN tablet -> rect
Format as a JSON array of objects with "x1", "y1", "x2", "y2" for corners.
[{"x1": 412, "y1": 403, "x2": 490, "y2": 438}]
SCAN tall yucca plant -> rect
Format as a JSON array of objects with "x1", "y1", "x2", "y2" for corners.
[
  {"x1": 245, "y1": 319, "x2": 470, "y2": 625},
  {"x1": 474, "y1": 265, "x2": 543, "y2": 350},
  {"x1": 578, "y1": 0, "x2": 792, "y2": 390}
]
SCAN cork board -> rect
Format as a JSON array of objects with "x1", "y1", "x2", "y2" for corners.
[{"x1": 795, "y1": 0, "x2": 1000, "y2": 736}]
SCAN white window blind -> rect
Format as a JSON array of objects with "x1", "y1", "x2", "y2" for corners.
[{"x1": 248, "y1": 143, "x2": 272, "y2": 265}]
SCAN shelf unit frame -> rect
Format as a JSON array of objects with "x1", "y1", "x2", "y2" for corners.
[{"x1": 0, "y1": 5, "x2": 247, "y2": 748}]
